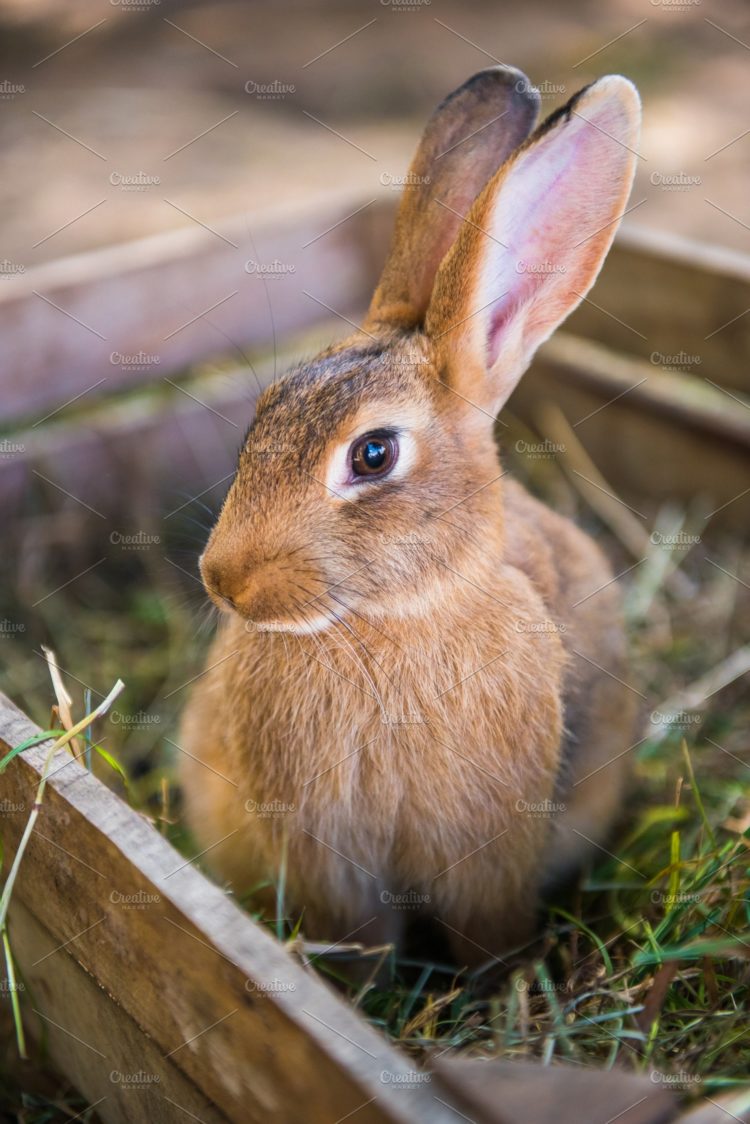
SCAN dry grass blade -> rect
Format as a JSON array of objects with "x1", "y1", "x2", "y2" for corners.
[
  {"x1": 41, "y1": 645, "x2": 82, "y2": 759},
  {"x1": 537, "y1": 401, "x2": 650, "y2": 559},
  {"x1": 0, "y1": 676, "x2": 125, "y2": 1060},
  {"x1": 653, "y1": 645, "x2": 750, "y2": 729},
  {"x1": 402, "y1": 989, "x2": 463, "y2": 1038},
  {"x1": 537, "y1": 402, "x2": 694, "y2": 599}
]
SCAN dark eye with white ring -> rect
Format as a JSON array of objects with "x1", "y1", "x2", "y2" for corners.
[{"x1": 349, "y1": 431, "x2": 398, "y2": 480}]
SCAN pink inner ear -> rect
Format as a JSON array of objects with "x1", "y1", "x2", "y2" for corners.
[
  {"x1": 482, "y1": 101, "x2": 631, "y2": 371},
  {"x1": 487, "y1": 291, "x2": 525, "y2": 368}
]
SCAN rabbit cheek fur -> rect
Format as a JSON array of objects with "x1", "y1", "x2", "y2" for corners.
[{"x1": 179, "y1": 67, "x2": 641, "y2": 964}]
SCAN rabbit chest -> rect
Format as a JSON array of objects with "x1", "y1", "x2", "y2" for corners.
[{"x1": 199, "y1": 561, "x2": 567, "y2": 891}]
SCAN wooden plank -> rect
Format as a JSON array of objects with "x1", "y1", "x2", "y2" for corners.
[
  {"x1": 0, "y1": 191, "x2": 379, "y2": 425},
  {"x1": 509, "y1": 333, "x2": 750, "y2": 535},
  {"x1": 0, "y1": 691, "x2": 464, "y2": 1124},
  {"x1": 565, "y1": 224, "x2": 750, "y2": 395},
  {"x1": 0, "y1": 377, "x2": 246, "y2": 526},
  {"x1": 0, "y1": 357, "x2": 270, "y2": 525},
  {"x1": 678, "y1": 1095, "x2": 750, "y2": 1123},
  {"x1": 434, "y1": 1058, "x2": 677, "y2": 1124},
  {"x1": 533, "y1": 333, "x2": 750, "y2": 450},
  {"x1": 8, "y1": 899, "x2": 228, "y2": 1124},
  {"x1": 0, "y1": 324, "x2": 342, "y2": 525}
]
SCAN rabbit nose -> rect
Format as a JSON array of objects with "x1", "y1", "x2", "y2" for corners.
[
  {"x1": 199, "y1": 538, "x2": 255, "y2": 607},
  {"x1": 200, "y1": 542, "x2": 283, "y2": 620},
  {"x1": 199, "y1": 551, "x2": 236, "y2": 609}
]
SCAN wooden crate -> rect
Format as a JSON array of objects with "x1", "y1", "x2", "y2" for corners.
[{"x1": 1, "y1": 192, "x2": 749, "y2": 1123}]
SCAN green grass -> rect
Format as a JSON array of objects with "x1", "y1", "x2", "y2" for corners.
[{"x1": 354, "y1": 732, "x2": 750, "y2": 1088}]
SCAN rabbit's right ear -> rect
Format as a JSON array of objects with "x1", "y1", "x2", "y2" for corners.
[{"x1": 364, "y1": 67, "x2": 540, "y2": 333}]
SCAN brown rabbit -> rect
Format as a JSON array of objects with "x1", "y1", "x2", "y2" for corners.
[{"x1": 179, "y1": 66, "x2": 641, "y2": 967}]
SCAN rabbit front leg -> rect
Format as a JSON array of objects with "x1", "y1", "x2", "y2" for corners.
[
  {"x1": 300, "y1": 892, "x2": 406, "y2": 967},
  {"x1": 427, "y1": 828, "x2": 546, "y2": 968},
  {"x1": 437, "y1": 897, "x2": 537, "y2": 969},
  {"x1": 285, "y1": 849, "x2": 407, "y2": 984}
]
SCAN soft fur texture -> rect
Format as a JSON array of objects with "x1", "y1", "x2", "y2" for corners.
[{"x1": 179, "y1": 67, "x2": 641, "y2": 966}]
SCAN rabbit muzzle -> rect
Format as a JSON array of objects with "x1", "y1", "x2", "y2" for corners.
[{"x1": 199, "y1": 540, "x2": 331, "y2": 634}]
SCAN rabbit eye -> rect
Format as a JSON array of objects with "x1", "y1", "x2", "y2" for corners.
[{"x1": 350, "y1": 432, "x2": 398, "y2": 479}]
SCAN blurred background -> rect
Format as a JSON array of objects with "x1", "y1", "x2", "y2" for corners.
[
  {"x1": 0, "y1": 0, "x2": 748, "y2": 269},
  {"x1": 1, "y1": 2, "x2": 750, "y2": 1118}
]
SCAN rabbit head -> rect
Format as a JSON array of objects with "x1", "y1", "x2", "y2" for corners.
[{"x1": 200, "y1": 68, "x2": 640, "y2": 633}]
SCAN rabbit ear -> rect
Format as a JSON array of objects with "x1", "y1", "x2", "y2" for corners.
[
  {"x1": 364, "y1": 67, "x2": 540, "y2": 332},
  {"x1": 425, "y1": 76, "x2": 641, "y2": 416}
]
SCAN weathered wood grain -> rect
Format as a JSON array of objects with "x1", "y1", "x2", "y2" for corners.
[
  {"x1": 434, "y1": 1057, "x2": 677, "y2": 1124},
  {"x1": 8, "y1": 898, "x2": 228, "y2": 1124},
  {"x1": 565, "y1": 224, "x2": 750, "y2": 396},
  {"x1": 509, "y1": 333, "x2": 750, "y2": 534},
  {"x1": 0, "y1": 191, "x2": 379, "y2": 425},
  {"x1": 0, "y1": 691, "x2": 464, "y2": 1124}
]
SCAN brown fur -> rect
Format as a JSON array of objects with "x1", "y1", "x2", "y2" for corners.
[{"x1": 179, "y1": 68, "x2": 641, "y2": 966}]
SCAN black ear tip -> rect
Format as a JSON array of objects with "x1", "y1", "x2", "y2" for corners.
[
  {"x1": 443, "y1": 65, "x2": 541, "y2": 116},
  {"x1": 452, "y1": 65, "x2": 539, "y2": 111},
  {"x1": 532, "y1": 76, "x2": 641, "y2": 144}
]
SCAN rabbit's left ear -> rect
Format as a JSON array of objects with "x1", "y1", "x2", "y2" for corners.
[
  {"x1": 364, "y1": 66, "x2": 540, "y2": 333},
  {"x1": 425, "y1": 77, "x2": 641, "y2": 416}
]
